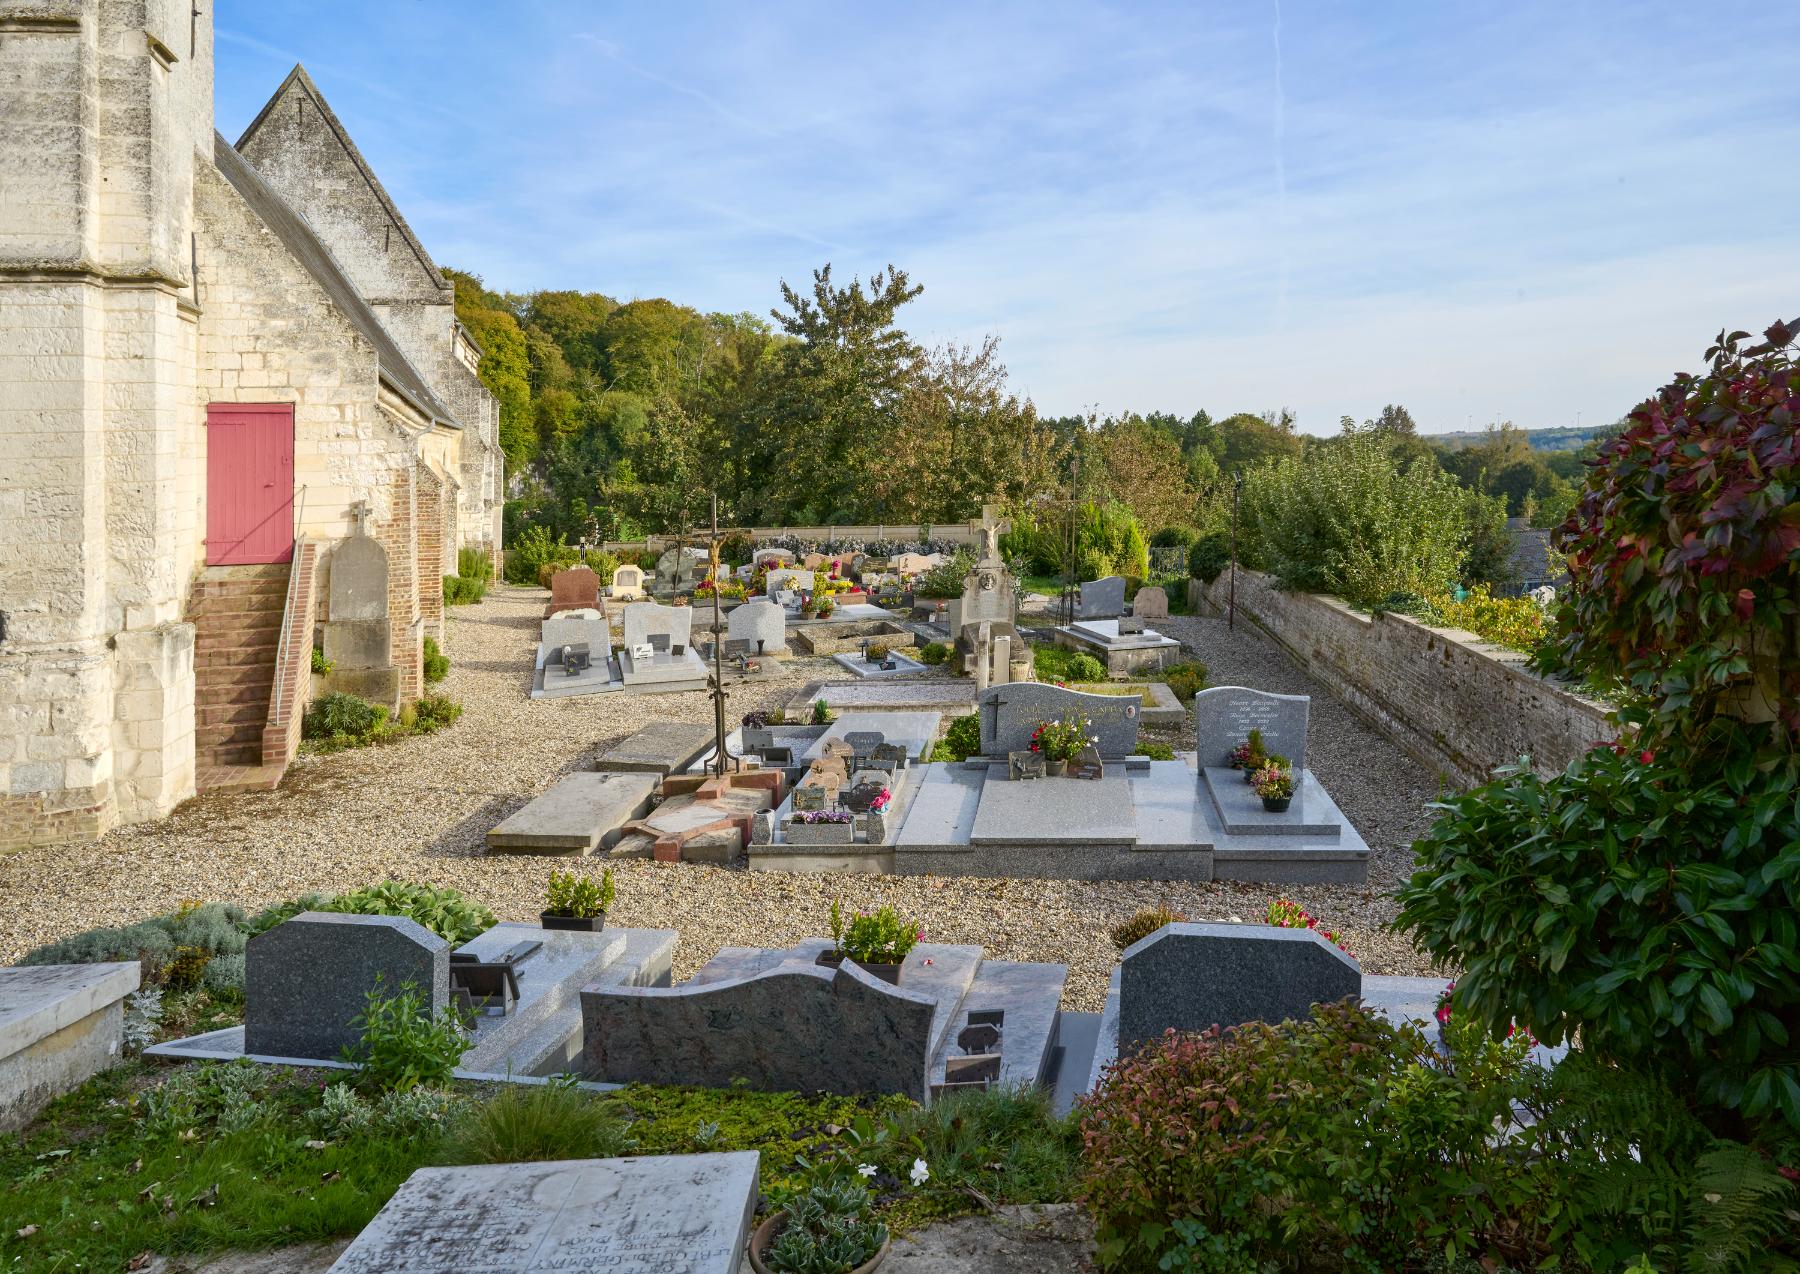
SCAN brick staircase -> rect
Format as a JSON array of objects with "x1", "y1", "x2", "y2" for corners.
[{"x1": 189, "y1": 564, "x2": 290, "y2": 789}]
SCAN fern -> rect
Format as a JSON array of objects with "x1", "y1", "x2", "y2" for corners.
[{"x1": 1683, "y1": 1143, "x2": 1800, "y2": 1274}]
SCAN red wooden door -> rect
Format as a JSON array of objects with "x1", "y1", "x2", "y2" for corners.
[{"x1": 206, "y1": 403, "x2": 294, "y2": 565}]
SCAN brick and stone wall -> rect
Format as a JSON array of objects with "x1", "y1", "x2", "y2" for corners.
[
  {"x1": 415, "y1": 466, "x2": 445, "y2": 647},
  {"x1": 1195, "y1": 570, "x2": 1613, "y2": 787}
]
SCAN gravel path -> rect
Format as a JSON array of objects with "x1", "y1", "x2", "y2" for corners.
[{"x1": 0, "y1": 586, "x2": 1448, "y2": 1007}]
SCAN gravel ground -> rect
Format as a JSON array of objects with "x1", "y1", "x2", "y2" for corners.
[{"x1": 0, "y1": 586, "x2": 1448, "y2": 1008}]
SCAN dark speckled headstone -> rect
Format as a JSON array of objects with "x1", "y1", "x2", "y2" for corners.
[
  {"x1": 978, "y1": 682, "x2": 1141, "y2": 757},
  {"x1": 1118, "y1": 922, "x2": 1359, "y2": 1053},
  {"x1": 244, "y1": 913, "x2": 449, "y2": 1060}
]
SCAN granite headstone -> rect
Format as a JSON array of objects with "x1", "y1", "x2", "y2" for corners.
[
  {"x1": 1076, "y1": 576, "x2": 1127, "y2": 620},
  {"x1": 1193, "y1": 686, "x2": 1310, "y2": 773},
  {"x1": 977, "y1": 682, "x2": 1140, "y2": 757},
  {"x1": 546, "y1": 566, "x2": 600, "y2": 616},
  {"x1": 621, "y1": 601, "x2": 694, "y2": 657},
  {"x1": 726, "y1": 598, "x2": 788, "y2": 655},
  {"x1": 1117, "y1": 922, "x2": 1360, "y2": 1053},
  {"x1": 609, "y1": 564, "x2": 646, "y2": 601},
  {"x1": 244, "y1": 914, "x2": 450, "y2": 1061}
]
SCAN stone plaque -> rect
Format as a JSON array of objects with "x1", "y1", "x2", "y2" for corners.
[
  {"x1": 1192, "y1": 686, "x2": 1310, "y2": 773},
  {"x1": 1117, "y1": 615, "x2": 1146, "y2": 636},
  {"x1": 245, "y1": 914, "x2": 449, "y2": 1061},
  {"x1": 1008, "y1": 750, "x2": 1045, "y2": 781},
  {"x1": 978, "y1": 682, "x2": 1140, "y2": 757},
  {"x1": 722, "y1": 638, "x2": 751, "y2": 658},
  {"x1": 622, "y1": 600, "x2": 695, "y2": 655},
  {"x1": 1076, "y1": 575, "x2": 1127, "y2": 620},
  {"x1": 845, "y1": 730, "x2": 885, "y2": 758},
  {"x1": 1132, "y1": 585, "x2": 1170, "y2": 619},
  {"x1": 792, "y1": 785, "x2": 828, "y2": 812},
  {"x1": 1118, "y1": 923, "x2": 1360, "y2": 1053},
  {"x1": 1069, "y1": 744, "x2": 1105, "y2": 780},
  {"x1": 325, "y1": 1154, "x2": 759, "y2": 1274},
  {"x1": 871, "y1": 742, "x2": 909, "y2": 770}
]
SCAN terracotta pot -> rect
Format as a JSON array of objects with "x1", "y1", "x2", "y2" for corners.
[
  {"x1": 539, "y1": 911, "x2": 605, "y2": 932},
  {"x1": 748, "y1": 1211, "x2": 891, "y2": 1274},
  {"x1": 1260, "y1": 795, "x2": 1292, "y2": 813},
  {"x1": 1045, "y1": 758, "x2": 1068, "y2": 777}
]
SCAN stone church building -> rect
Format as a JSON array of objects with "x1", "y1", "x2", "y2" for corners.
[{"x1": 0, "y1": 2, "x2": 503, "y2": 849}]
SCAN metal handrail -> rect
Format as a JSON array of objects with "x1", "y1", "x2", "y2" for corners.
[{"x1": 267, "y1": 486, "x2": 308, "y2": 727}]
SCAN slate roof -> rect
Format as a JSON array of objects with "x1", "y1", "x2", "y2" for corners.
[
  {"x1": 1506, "y1": 520, "x2": 1556, "y2": 593},
  {"x1": 212, "y1": 132, "x2": 460, "y2": 430}
]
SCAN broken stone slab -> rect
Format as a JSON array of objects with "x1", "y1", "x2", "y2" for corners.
[
  {"x1": 594, "y1": 721, "x2": 714, "y2": 775},
  {"x1": 1, "y1": 962, "x2": 140, "y2": 1130},
  {"x1": 485, "y1": 772, "x2": 659, "y2": 854},
  {"x1": 325, "y1": 1152, "x2": 760, "y2": 1274}
]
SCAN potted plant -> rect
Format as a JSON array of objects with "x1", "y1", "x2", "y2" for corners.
[
  {"x1": 817, "y1": 903, "x2": 920, "y2": 985},
  {"x1": 1251, "y1": 763, "x2": 1295, "y2": 812},
  {"x1": 748, "y1": 1175, "x2": 890, "y2": 1274},
  {"x1": 865, "y1": 643, "x2": 890, "y2": 664},
  {"x1": 800, "y1": 594, "x2": 818, "y2": 618},
  {"x1": 786, "y1": 809, "x2": 856, "y2": 845},
  {"x1": 817, "y1": 598, "x2": 837, "y2": 619},
  {"x1": 1226, "y1": 728, "x2": 1267, "y2": 773},
  {"x1": 742, "y1": 709, "x2": 775, "y2": 751},
  {"x1": 1031, "y1": 713, "x2": 1095, "y2": 777},
  {"x1": 541, "y1": 868, "x2": 614, "y2": 932},
  {"x1": 811, "y1": 697, "x2": 832, "y2": 725}
]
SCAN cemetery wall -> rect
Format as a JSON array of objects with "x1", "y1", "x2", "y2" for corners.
[{"x1": 1197, "y1": 570, "x2": 1612, "y2": 786}]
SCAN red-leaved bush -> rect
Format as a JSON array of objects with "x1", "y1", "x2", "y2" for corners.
[{"x1": 1549, "y1": 318, "x2": 1800, "y2": 740}]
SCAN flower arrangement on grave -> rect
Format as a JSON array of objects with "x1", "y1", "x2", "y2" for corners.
[
  {"x1": 816, "y1": 597, "x2": 837, "y2": 617},
  {"x1": 1032, "y1": 713, "x2": 1097, "y2": 763},
  {"x1": 799, "y1": 594, "x2": 817, "y2": 616},
  {"x1": 1251, "y1": 763, "x2": 1295, "y2": 810},
  {"x1": 1265, "y1": 897, "x2": 1352, "y2": 958},
  {"x1": 868, "y1": 787, "x2": 892, "y2": 813},
  {"x1": 793, "y1": 810, "x2": 854, "y2": 825},
  {"x1": 750, "y1": 564, "x2": 772, "y2": 597},
  {"x1": 1226, "y1": 728, "x2": 1267, "y2": 771},
  {"x1": 833, "y1": 904, "x2": 921, "y2": 966},
  {"x1": 866, "y1": 643, "x2": 890, "y2": 663}
]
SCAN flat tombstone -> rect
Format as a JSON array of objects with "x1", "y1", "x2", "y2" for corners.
[
  {"x1": 1132, "y1": 585, "x2": 1169, "y2": 619},
  {"x1": 978, "y1": 682, "x2": 1140, "y2": 757},
  {"x1": 244, "y1": 913, "x2": 448, "y2": 1061},
  {"x1": 727, "y1": 598, "x2": 787, "y2": 654},
  {"x1": 1118, "y1": 922, "x2": 1360, "y2": 1053},
  {"x1": 1076, "y1": 576, "x2": 1127, "y2": 620},
  {"x1": 622, "y1": 601, "x2": 694, "y2": 654},
  {"x1": 1192, "y1": 686, "x2": 1310, "y2": 773},
  {"x1": 325, "y1": 1153, "x2": 760, "y2": 1274}
]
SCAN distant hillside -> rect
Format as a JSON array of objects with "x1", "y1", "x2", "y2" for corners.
[{"x1": 1427, "y1": 423, "x2": 1621, "y2": 452}]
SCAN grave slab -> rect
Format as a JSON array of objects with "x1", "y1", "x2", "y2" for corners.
[
  {"x1": 1117, "y1": 922, "x2": 1360, "y2": 1053},
  {"x1": 245, "y1": 914, "x2": 448, "y2": 1061},
  {"x1": 486, "y1": 772, "x2": 659, "y2": 854},
  {"x1": 801, "y1": 711, "x2": 941, "y2": 764},
  {"x1": 969, "y1": 773, "x2": 1136, "y2": 845},
  {"x1": 595, "y1": 721, "x2": 714, "y2": 775},
  {"x1": 1201, "y1": 767, "x2": 1342, "y2": 838},
  {"x1": 831, "y1": 650, "x2": 927, "y2": 679},
  {"x1": 1, "y1": 962, "x2": 139, "y2": 1130},
  {"x1": 326, "y1": 1153, "x2": 759, "y2": 1274}
]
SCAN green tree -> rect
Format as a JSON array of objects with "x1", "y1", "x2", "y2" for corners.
[{"x1": 445, "y1": 269, "x2": 534, "y2": 470}]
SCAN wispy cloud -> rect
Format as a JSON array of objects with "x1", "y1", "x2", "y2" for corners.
[{"x1": 212, "y1": 0, "x2": 1800, "y2": 431}]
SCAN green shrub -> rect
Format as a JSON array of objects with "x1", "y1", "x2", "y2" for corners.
[
  {"x1": 930, "y1": 714, "x2": 981, "y2": 762},
  {"x1": 1109, "y1": 905, "x2": 1186, "y2": 950},
  {"x1": 810, "y1": 697, "x2": 831, "y2": 725},
  {"x1": 411, "y1": 693, "x2": 462, "y2": 733},
  {"x1": 885, "y1": 1085, "x2": 1081, "y2": 1208},
  {"x1": 422, "y1": 636, "x2": 449, "y2": 684},
  {"x1": 918, "y1": 640, "x2": 948, "y2": 665},
  {"x1": 242, "y1": 894, "x2": 335, "y2": 936},
  {"x1": 1065, "y1": 653, "x2": 1105, "y2": 682},
  {"x1": 505, "y1": 524, "x2": 579, "y2": 585},
  {"x1": 310, "y1": 647, "x2": 333, "y2": 675},
  {"x1": 19, "y1": 902, "x2": 249, "y2": 989},
  {"x1": 1187, "y1": 530, "x2": 1230, "y2": 582},
  {"x1": 545, "y1": 868, "x2": 614, "y2": 919},
  {"x1": 321, "y1": 881, "x2": 495, "y2": 945},
  {"x1": 443, "y1": 1076, "x2": 637, "y2": 1165},
  {"x1": 914, "y1": 550, "x2": 974, "y2": 599},
  {"x1": 442, "y1": 574, "x2": 487, "y2": 605},
  {"x1": 303, "y1": 692, "x2": 386, "y2": 742},
  {"x1": 456, "y1": 545, "x2": 494, "y2": 582},
  {"x1": 1162, "y1": 660, "x2": 1207, "y2": 702},
  {"x1": 340, "y1": 980, "x2": 468, "y2": 1093},
  {"x1": 837, "y1": 905, "x2": 919, "y2": 965},
  {"x1": 1149, "y1": 526, "x2": 1198, "y2": 550},
  {"x1": 1134, "y1": 742, "x2": 1174, "y2": 761},
  {"x1": 718, "y1": 530, "x2": 755, "y2": 566}
]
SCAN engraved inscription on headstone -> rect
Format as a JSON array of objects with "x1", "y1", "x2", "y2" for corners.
[
  {"x1": 979, "y1": 683, "x2": 1141, "y2": 757},
  {"x1": 1192, "y1": 686, "x2": 1310, "y2": 774}
]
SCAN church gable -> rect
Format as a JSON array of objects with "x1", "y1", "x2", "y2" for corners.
[{"x1": 234, "y1": 65, "x2": 449, "y2": 308}]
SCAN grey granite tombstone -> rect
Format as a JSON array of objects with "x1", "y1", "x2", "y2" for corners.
[
  {"x1": 845, "y1": 730, "x2": 885, "y2": 759},
  {"x1": 1076, "y1": 575, "x2": 1127, "y2": 619},
  {"x1": 1118, "y1": 922, "x2": 1360, "y2": 1052},
  {"x1": 325, "y1": 1153, "x2": 760, "y2": 1274},
  {"x1": 540, "y1": 610, "x2": 607, "y2": 660},
  {"x1": 977, "y1": 682, "x2": 1140, "y2": 757},
  {"x1": 1132, "y1": 585, "x2": 1169, "y2": 619},
  {"x1": 621, "y1": 601, "x2": 694, "y2": 655},
  {"x1": 792, "y1": 785, "x2": 827, "y2": 812},
  {"x1": 727, "y1": 597, "x2": 788, "y2": 655},
  {"x1": 245, "y1": 913, "x2": 449, "y2": 1060},
  {"x1": 1193, "y1": 686, "x2": 1310, "y2": 773}
]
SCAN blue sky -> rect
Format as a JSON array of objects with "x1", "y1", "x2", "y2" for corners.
[{"x1": 215, "y1": 2, "x2": 1800, "y2": 435}]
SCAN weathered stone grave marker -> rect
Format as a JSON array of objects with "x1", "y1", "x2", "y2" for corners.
[{"x1": 245, "y1": 914, "x2": 448, "y2": 1060}]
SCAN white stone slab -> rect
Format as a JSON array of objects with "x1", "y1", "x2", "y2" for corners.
[
  {"x1": 970, "y1": 771, "x2": 1136, "y2": 845},
  {"x1": 486, "y1": 772, "x2": 658, "y2": 853},
  {"x1": 1202, "y1": 766, "x2": 1342, "y2": 837},
  {"x1": 326, "y1": 1153, "x2": 759, "y2": 1274},
  {"x1": 0, "y1": 963, "x2": 139, "y2": 1057},
  {"x1": 801, "y1": 711, "x2": 942, "y2": 764}
]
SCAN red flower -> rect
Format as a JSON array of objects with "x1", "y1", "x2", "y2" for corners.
[{"x1": 1638, "y1": 749, "x2": 1654, "y2": 765}]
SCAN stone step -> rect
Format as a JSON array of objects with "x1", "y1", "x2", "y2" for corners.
[
  {"x1": 194, "y1": 644, "x2": 280, "y2": 669},
  {"x1": 196, "y1": 701, "x2": 269, "y2": 729},
  {"x1": 195, "y1": 678, "x2": 275, "y2": 708},
  {"x1": 194, "y1": 611, "x2": 283, "y2": 637}
]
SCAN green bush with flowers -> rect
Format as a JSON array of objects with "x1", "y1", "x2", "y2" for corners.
[
  {"x1": 1031, "y1": 713, "x2": 1095, "y2": 763},
  {"x1": 1400, "y1": 320, "x2": 1800, "y2": 1138}
]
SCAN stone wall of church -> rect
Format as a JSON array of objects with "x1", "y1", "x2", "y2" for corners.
[{"x1": 0, "y1": 1, "x2": 212, "y2": 847}]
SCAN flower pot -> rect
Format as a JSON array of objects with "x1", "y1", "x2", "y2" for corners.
[
  {"x1": 815, "y1": 951, "x2": 902, "y2": 985},
  {"x1": 539, "y1": 910, "x2": 605, "y2": 932},
  {"x1": 748, "y1": 1210, "x2": 890, "y2": 1274},
  {"x1": 784, "y1": 819, "x2": 856, "y2": 845},
  {"x1": 1260, "y1": 795, "x2": 1291, "y2": 813},
  {"x1": 1045, "y1": 758, "x2": 1068, "y2": 777},
  {"x1": 1243, "y1": 767, "x2": 1258, "y2": 784}
]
